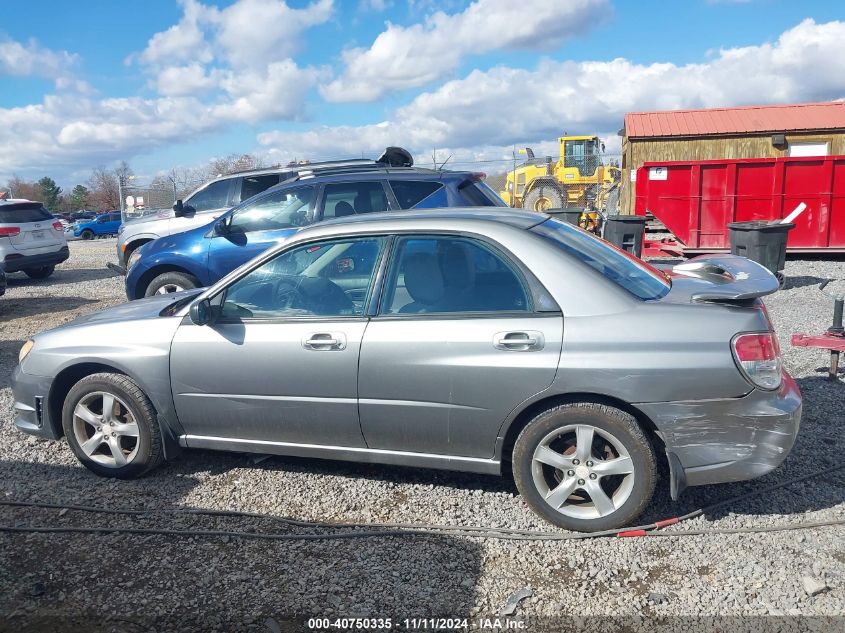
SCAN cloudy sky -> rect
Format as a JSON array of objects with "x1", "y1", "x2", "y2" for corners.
[{"x1": 1, "y1": 0, "x2": 844, "y2": 186}]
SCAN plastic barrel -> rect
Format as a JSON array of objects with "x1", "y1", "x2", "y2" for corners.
[
  {"x1": 727, "y1": 221, "x2": 794, "y2": 275},
  {"x1": 546, "y1": 208, "x2": 585, "y2": 226},
  {"x1": 603, "y1": 215, "x2": 647, "y2": 257}
]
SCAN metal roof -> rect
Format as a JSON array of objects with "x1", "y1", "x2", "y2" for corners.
[{"x1": 624, "y1": 102, "x2": 845, "y2": 139}]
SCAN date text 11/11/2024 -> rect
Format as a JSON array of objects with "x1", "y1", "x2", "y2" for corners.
[{"x1": 306, "y1": 617, "x2": 526, "y2": 630}]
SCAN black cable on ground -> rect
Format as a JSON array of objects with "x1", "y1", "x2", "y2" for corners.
[{"x1": 0, "y1": 462, "x2": 842, "y2": 541}]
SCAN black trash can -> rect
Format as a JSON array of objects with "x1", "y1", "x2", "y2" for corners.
[
  {"x1": 603, "y1": 214, "x2": 647, "y2": 257},
  {"x1": 727, "y1": 221, "x2": 794, "y2": 277},
  {"x1": 546, "y1": 207, "x2": 584, "y2": 226}
]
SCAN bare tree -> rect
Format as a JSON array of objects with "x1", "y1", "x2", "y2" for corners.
[
  {"x1": 87, "y1": 167, "x2": 120, "y2": 211},
  {"x1": 6, "y1": 175, "x2": 42, "y2": 201},
  {"x1": 204, "y1": 153, "x2": 265, "y2": 179}
]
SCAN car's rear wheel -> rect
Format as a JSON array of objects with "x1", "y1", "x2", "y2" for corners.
[
  {"x1": 23, "y1": 265, "x2": 55, "y2": 279},
  {"x1": 62, "y1": 373, "x2": 163, "y2": 478},
  {"x1": 80, "y1": 229, "x2": 94, "y2": 240},
  {"x1": 513, "y1": 402, "x2": 656, "y2": 532},
  {"x1": 144, "y1": 271, "x2": 200, "y2": 297}
]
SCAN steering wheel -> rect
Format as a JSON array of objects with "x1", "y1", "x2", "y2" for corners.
[
  {"x1": 274, "y1": 278, "x2": 308, "y2": 311},
  {"x1": 289, "y1": 210, "x2": 310, "y2": 227}
]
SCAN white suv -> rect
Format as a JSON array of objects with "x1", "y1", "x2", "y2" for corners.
[{"x1": 0, "y1": 199, "x2": 69, "y2": 279}]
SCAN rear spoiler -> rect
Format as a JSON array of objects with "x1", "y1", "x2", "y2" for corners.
[{"x1": 669, "y1": 254, "x2": 779, "y2": 302}]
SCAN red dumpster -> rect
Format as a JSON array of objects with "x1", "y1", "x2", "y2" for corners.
[{"x1": 634, "y1": 155, "x2": 845, "y2": 253}]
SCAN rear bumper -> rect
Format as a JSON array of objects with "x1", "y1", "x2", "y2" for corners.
[
  {"x1": 11, "y1": 364, "x2": 59, "y2": 439},
  {"x1": 636, "y1": 372, "x2": 801, "y2": 496},
  {"x1": 4, "y1": 245, "x2": 69, "y2": 273}
]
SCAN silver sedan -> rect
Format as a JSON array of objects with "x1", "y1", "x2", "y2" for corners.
[{"x1": 12, "y1": 209, "x2": 801, "y2": 531}]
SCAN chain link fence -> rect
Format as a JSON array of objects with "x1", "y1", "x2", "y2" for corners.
[
  {"x1": 437, "y1": 150, "x2": 623, "y2": 213},
  {"x1": 121, "y1": 178, "x2": 206, "y2": 221}
]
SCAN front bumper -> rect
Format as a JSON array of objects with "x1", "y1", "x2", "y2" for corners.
[
  {"x1": 636, "y1": 372, "x2": 802, "y2": 496},
  {"x1": 4, "y1": 245, "x2": 70, "y2": 273},
  {"x1": 11, "y1": 364, "x2": 59, "y2": 439}
]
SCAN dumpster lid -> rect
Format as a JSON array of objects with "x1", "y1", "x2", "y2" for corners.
[{"x1": 727, "y1": 221, "x2": 795, "y2": 232}]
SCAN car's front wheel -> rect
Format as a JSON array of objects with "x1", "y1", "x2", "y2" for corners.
[
  {"x1": 80, "y1": 229, "x2": 94, "y2": 240},
  {"x1": 513, "y1": 402, "x2": 656, "y2": 532},
  {"x1": 62, "y1": 373, "x2": 163, "y2": 478},
  {"x1": 144, "y1": 271, "x2": 200, "y2": 297},
  {"x1": 23, "y1": 265, "x2": 55, "y2": 279}
]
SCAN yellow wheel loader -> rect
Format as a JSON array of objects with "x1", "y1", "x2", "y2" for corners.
[{"x1": 500, "y1": 136, "x2": 621, "y2": 231}]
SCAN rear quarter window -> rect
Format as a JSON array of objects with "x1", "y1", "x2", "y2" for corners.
[
  {"x1": 0, "y1": 203, "x2": 52, "y2": 223},
  {"x1": 457, "y1": 179, "x2": 506, "y2": 206},
  {"x1": 531, "y1": 218, "x2": 670, "y2": 300},
  {"x1": 389, "y1": 181, "x2": 445, "y2": 209}
]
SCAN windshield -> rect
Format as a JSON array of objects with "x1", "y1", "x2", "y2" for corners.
[{"x1": 531, "y1": 218, "x2": 670, "y2": 300}]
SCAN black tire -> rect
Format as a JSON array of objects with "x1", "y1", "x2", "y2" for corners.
[
  {"x1": 62, "y1": 372, "x2": 163, "y2": 479},
  {"x1": 523, "y1": 183, "x2": 565, "y2": 212},
  {"x1": 23, "y1": 265, "x2": 55, "y2": 279},
  {"x1": 80, "y1": 229, "x2": 94, "y2": 240},
  {"x1": 144, "y1": 271, "x2": 200, "y2": 297},
  {"x1": 512, "y1": 402, "x2": 656, "y2": 532}
]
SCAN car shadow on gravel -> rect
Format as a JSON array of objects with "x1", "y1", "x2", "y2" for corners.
[
  {"x1": 0, "y1": 459, "x2": 483, "y2": 631},
  {"x1": 0, "y1": 296, "x2": 99, "y2": 323},
  {"x1": 782, "y1": 275, "x2": 832, "y2": 290},
  {"x1": 5, "y1": 267, "x2": 119, "y2": 288}
]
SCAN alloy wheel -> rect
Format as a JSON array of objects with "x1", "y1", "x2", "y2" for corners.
[
  {"x1": 72, "y1": 391, "x2": 140, "y2": 468},
  {"x1": 530, "y1": 423, "x2": 635, "y2": 520}
]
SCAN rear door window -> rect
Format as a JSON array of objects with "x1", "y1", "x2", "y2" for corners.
[
  {"x1": 321, "y1": 182, "x2": 389, "y2": 218},
  {"x1": 240, "y1": 174, "x2": 281, "y2": 202},
  {"x1": 0, "y1": 203, "x2": 52, "y2": 223}
]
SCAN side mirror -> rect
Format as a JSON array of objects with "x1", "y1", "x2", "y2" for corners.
[
  {"x1": 190, "y1": 298, "x2": 212, "y2": 326},
  {"x1": 173, "y1": 199, "x2": 185, "y2": 217},
  {"x1": 213, "y1": 217, "x2": 231, "y2": 236}
]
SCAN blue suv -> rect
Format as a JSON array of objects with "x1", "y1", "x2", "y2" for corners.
[
  {"x1": 125, "y1": 166, "x2": 505, "y2": 298},
  {"x1": 74, "y1": 212, "x2": 121, "y2": 240}
]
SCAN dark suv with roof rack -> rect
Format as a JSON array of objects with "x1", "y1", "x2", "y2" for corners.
[{"x1": 124, "y1": 161, "x2": 505, "y2": 299}]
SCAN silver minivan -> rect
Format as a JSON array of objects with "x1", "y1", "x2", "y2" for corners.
[{"x1": 0, "y1": 199, "x2": 69, "y2": 279}]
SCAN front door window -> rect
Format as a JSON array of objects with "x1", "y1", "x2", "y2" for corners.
[{"x1": 221, "y1": 236, "x2": 387, "y2": 319}]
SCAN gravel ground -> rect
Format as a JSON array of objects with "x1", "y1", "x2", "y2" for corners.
[{"x1": 0, "y1": 239, "x2": 843, "y2": 632}]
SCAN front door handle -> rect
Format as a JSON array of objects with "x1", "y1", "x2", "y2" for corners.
[
  {"x1": 303, "y1": 332, "x2": 347, "y2": 351},
  {"x1": 493, "y1": 331, "x2": 545, "y2": 351}
]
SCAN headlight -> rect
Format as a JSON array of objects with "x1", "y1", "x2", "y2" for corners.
[
  {"x1": 118, "y1": 224, "x2": 125, "y2": 235},
  {"x1": 19, "y1": 339, "x2": 34, "y2": 363},
  {"x1": 127, "y1": 248, "x2": 143, "y2": 271}
]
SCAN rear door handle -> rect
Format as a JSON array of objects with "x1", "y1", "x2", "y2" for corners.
[
  {"x1": 493, "y1": 331, "x2": 545, "y2": 351},
  {"x1": 303, "y1": 332, "x2": 347, "y2": 351}
]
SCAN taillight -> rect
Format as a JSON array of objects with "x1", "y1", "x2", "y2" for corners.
[
  {"x1": 732, "y1": 332, "x2": 782, "y2": 390},
  {"x1": 52, "y1": 221, "x2": 63, "y2": 230},
  {"x1": 0, "y1": 226, "x2": 21, "y2": 237}
]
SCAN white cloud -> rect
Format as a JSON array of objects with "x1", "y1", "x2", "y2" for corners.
[
  {"x1": 132, "y1": 0, "x2": 332, "y2": 121},
  {"x1": 263, "y1": 19, "x2": 845, "y2": 161},
  {"x1": 154, "y1": 64, "x2": 217, "y2": 96},
  {"x1": 0, "y1": 36, "x2": 84, "y2": 93},
  {"x1": 215, "y1": 0, "x2": 333, "y2": 68},
  {"x1": 136, "y1": 0, "x2": 217, "y2": 66},
  {"x1": 320, "y1": 0, "x2": 609, "y2": 102}
]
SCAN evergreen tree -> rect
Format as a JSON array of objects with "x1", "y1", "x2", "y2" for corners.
[
  {"x1": 69, "y1": 184, "x2": 90, "y2": 210},
  {"x1": 37, "y1": 176, "x2": 62, "y2": 211}
]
